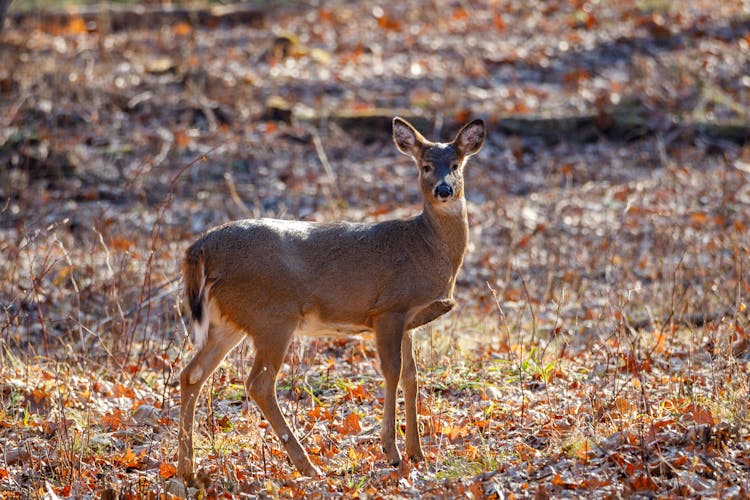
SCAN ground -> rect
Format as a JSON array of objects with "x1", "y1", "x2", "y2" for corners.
[{"x1": 1, "y1": 0, "x2": 750, "y2": 498}]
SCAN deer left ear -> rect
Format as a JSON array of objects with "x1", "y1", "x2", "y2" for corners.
[
  {"x1": 393, "y1": 117, "x2": 428, "y2": 158},
  {"x1": 454, "y1": 119, "x2": 485, "y2": 157}
]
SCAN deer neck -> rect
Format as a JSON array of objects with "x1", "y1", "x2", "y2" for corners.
[{"x1": 420, "y1": 198, "x2": 469, "y2": 273}]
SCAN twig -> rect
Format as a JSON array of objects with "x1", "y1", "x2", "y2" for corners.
[
  {"x1": 224, "y1": 172, "x2": 253, "y2": 218},
  {"x1": 519, "y1": 270, "x2": 537, "y2": 350},
  {"x1": 629, "y1": 309, "x2": 734, "y2": 332},
  {"x1": 0, "y1": 92, "x2": 28, "y2": 130},
  {"x1": 52, "y1": 235, "x2": 86, "y2": 367},
  {"x1": 151, "y1": 127, "x2": 174, "y2": 169},
  {"x1": 486, "y1": 281, "x2": 512, "y2": 357},
  {"x1": 125, "y1": 144, "x2": 224, "y2": 374},
  {"x1": 311, "y1": 129, "x2": 342, "y2": 215},
  {"x1": 68, "y1": 316, "x2": 144, "y2": 400},
  {"x1": 95, "y1": 277, "x2": 180, "y2": 331}
]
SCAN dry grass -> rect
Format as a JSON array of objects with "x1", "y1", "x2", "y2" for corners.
[{"x1": 2, "y1": 0, "x2": 750, "y2": 497}]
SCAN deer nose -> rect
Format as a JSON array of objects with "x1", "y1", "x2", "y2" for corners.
[{"x1": 435, "y1": 183, "x2": 453, "y2": 199}]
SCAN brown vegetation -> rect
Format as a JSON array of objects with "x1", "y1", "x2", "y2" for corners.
[{"x1": 1, "y1": 0, "x2": 749, "y2": 497}]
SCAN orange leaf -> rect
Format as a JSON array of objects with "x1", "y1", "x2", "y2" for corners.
[
  {"x1": 345, "y1": 384, "x2": 371, "y2": 402},
  {"x1": 581, "y1": 477, "x2": 610, "y2": 488},
  {"x1": 156, "y1": 416, "x2": 173, "y2": 426},
  {"x1": 504, "y1": 288, "x2": 522, "y2": 301},
  {"x1": 451, "y1": 7, "x2": 469, "y2": 20},
  {"x1": 563, "y1": 68, "x2": 591, "y2": 83},
  {"x1": 318, "y1": 8, "x2": 334, "y2": 22},
  {"x1": 67, "y1": 17, "x2": 88, "y2": 34},
  {"x1": 514, "y1": 442, "x2": 536, "y2": 461},
  {"x1": 493, "y1": 14, "x2": 506, "y2": 30},
  {"x1": 685, "y1": 404, "x2": 714, "y2": 425},
  {"x1": 614, "y1": 397, "x2": 632, "y2": 415},
  {"x1": 101, "y1": 408, "x2": 127, "y2": 431},
  {"x1": 308, "y1": 406, "x2": 333, "y2": 422},
  {"x1": 441, "y1": 423, "x2": 470, "y2": 441},
  {"x1": 453, "y1": 109, "x2": 472, "y2": 124},
  {"x1": 651, "y1": 330, "x2": 667, "y2": 353},
  {"x1": 631, "y1": 474, "x2": 658, "y2": 491},
  {"x1": 32, "y1": 386, "x2": 49, "y2": 404},
  {"x1": 116, "y1": 446, "x2": 139, "y2": 468},
  {"x1": 339, "y1": 412, "x2": 362, "y2": 435},
  {"x1": 110, "y1": 236, "x2": 134, "y2": 252},
  {"x1": 689, "y1": 212, "x2": 708, "y2": 226},
  {"x1": 376, "y1": 15, "x2": 402, "y2": 31},
  {"x1": 113, "y1": 383, "x2": 135, "y2": 399},
  {"x1": 173, "y1": 22, "x2": 192, "y2": 37},
  {"x1": 468, "y1": 479, "x2": 484, "y2": 497},
  {"x1": 475, "y1": 418, "x2": 492, "y2": 430},
  {"x1": 174, "y1": 129, "x2": 192, "y2": 148},
  {"x1": 264, "y1": 121, "x2": 278, "y2": 134},
  {"x1": 159, "y1": 461, "x2": 176, "y2": 479},
  {"x1": 672, "y1": 454, "x2": 688, "y2": 467},
  {"x1": 585, "y1": 13, "x2": 597, "y2": 29}
]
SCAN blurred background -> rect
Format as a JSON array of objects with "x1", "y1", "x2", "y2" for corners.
[{"x1": 1, "y1": 0, "x2": 749, "y2": 497}]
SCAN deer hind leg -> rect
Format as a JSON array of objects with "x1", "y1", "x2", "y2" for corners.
[
  {"x1": 178, "y1": 324, "x2": 245, "y2": 482},
  {"x1": 400, "y1": 330, "x2": 425, "y2": 462},
  {"x1": 246, "y1": 328, "x2": 322, "y2": 477},
  {"x1": 405, "y1": 298, "x2": 456, "y2": 330},
  {"x1": 374, "y1": 313, "x2": 405, "y2": 466}
]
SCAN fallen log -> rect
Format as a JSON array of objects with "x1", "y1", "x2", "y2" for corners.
[{"x1": 8, "y1": 2, "x2": 265, "y2": 33}]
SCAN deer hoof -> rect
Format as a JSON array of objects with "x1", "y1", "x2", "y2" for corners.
[{"x1": 386, "y1": 448, "x2": 402, "y2": 467}]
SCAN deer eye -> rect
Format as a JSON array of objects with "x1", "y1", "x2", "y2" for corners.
[{"x1": 422, "y1": 164, "x2": 432, "y2": 173}]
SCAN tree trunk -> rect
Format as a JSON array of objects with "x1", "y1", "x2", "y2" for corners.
[{"x1": 0, "y1": 0, "x2": 11, "y2": 32}]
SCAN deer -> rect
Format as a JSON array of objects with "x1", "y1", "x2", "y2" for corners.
[{"x1": 177, "y1": 117, "x2": 485, "y2": 481}]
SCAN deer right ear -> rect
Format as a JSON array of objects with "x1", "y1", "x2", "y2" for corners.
[
  {"x1": 393, "y1": 117, "x2": 426, "y2": 157},
  {"x1": 454, "y1": 119, "x2": 485, "y2": 157}
]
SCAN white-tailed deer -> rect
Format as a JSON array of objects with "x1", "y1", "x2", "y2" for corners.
[{"x1": 177, "y1": 117, "x2": 485, "y2": 480}]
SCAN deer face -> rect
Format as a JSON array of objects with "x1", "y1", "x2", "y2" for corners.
[
  {"x1": 393, "y1": 117, "x2": 485, "y2": 207},
  {"x1": 419, "y1": 144, "x2": 464, "y2": 204}
]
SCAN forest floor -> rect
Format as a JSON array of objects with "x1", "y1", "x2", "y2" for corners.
[{"x1": 1, "y1": 0, "x2": 750, "y2": 498}]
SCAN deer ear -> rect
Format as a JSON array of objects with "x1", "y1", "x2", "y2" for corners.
[
  {"x1": 393, "y1": 117, "x2": 426, "y2": 157},
  {"x1": 454, "y1": 119, "x2": 485, "y2": 157}
]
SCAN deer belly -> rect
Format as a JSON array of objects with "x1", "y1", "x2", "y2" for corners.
[{"x1": 296, "y1": 313, "x2": 372, "y2": 338}]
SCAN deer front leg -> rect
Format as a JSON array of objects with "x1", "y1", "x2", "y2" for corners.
[
  {"x1": 400, "y1": 330, "x2": 425, "y2": 462},
  {"x1": 374, "y1": 313, "x2": 405, "y2": 466},
  {"x1": 178, "y1": 326, "x2": 245, "y2": 482},
  {"x1": 406, "y1": 298, "x2": 455, "y2": 330},
  {"x1": 248, "y1": 332, "x2": 322, "y2": 477}
]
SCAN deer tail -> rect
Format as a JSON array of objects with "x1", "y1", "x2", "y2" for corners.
[{"x1": 183, "y1": 246, "x2": 209, "y2": 348}]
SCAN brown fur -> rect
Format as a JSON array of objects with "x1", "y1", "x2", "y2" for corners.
[{"x1": 183, "y1": 247, "x2": 205, "y2": 325}]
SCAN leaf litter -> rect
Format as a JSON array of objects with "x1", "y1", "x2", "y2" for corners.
[{"x1": 1, "y1": 0, "x2": 750, "y2": 497}]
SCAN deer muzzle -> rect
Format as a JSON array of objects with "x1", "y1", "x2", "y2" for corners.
[{"x1": 434, "y1": 183, "x2": 454, "y2": 200}]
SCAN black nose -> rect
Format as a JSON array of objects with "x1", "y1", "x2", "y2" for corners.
[{"x1": 435, "y1": 183, "x2": 453, "y2": 199}]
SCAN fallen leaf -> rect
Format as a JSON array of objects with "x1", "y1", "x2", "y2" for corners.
[
  {"x1": 338, "y1": 412, "x2": 362, "y2": 435},
  {"x1": 159, "y1": 461, "x2": 176, "y2": 479}
]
